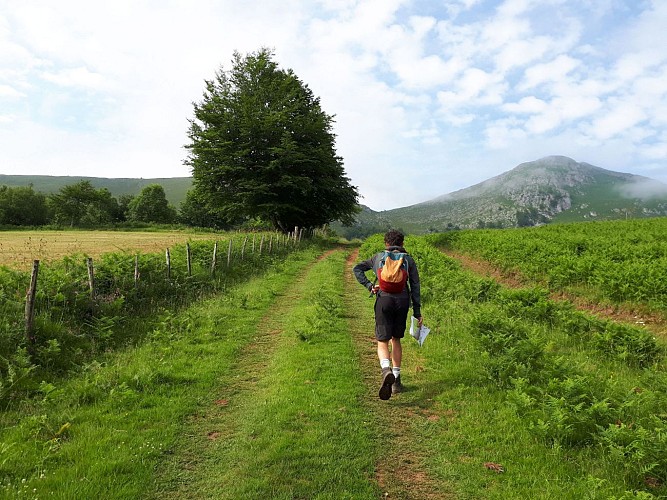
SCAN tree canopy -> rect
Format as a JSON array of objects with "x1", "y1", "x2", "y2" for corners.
[
  {"x1": 127, "y1": 184, "x2": 177, "y2": 224},
  {"x1": 48, "y1": 181, "x2": 122, "y2": 227},
  {"x1": 0, "y1": 185, "x2": 48, "y2": 226},
  {"x1": 185, "y1": 48, "x2": 359, "y2": 231}
]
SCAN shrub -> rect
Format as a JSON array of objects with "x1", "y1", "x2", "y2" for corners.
[{"x1": 470, "y1": 308, "x2": 547, "y2": 387}]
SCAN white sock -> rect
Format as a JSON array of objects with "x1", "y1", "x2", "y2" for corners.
[
  {"x1": 393, "y1": 367, "x2": 401, "y2": 378},
  {"x1": 380, "y1": 358, "x2": 391, "y2": 370}
]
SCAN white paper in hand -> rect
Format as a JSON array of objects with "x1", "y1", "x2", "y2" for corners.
[{"x1": 410, "y1": 316, "x2": 430, "y2": 346}]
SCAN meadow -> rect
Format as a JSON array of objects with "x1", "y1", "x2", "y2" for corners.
[
  {"x1": 1, "y1": 220, "x2": 666, "y2": 498},
  {"x1": 0, "y1": 230, "x2": 222, "y2": 270},
  {"x1": 433, "y1": 217, "x2": 667, "y2": 314}
]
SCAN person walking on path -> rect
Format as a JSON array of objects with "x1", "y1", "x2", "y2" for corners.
[{"x1": 353, "y1": 229, "x2": 422, "y2": 400}]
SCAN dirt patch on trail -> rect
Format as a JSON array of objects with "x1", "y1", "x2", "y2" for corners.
[
  {"x1": 444, "y1": 249, "x2": 667, "y2": 338},
  {"x1": 345, "y1": 249, "x2": 453, "y2": 499}
]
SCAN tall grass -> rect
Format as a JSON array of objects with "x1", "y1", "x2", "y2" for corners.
[
  {"x1": 358, "y1": 233, "x2": 667, "y2": 497},
  {"x1": 432, "y1": 217, "x2": 667, "y2": 312},
  {"x1": 0, "y1": 233, "x2": 313, "y2": 408},
  {"x1": 0, "y1": 244, "x2": 327, "y2": 499}
]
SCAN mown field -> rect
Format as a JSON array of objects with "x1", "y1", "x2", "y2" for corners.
[
  {"x1": 0, "y1": 230, "x2": 222, "y2": 270},
  {"x1": 1, "y1": 219, "x2": 666, "y2": 498}
]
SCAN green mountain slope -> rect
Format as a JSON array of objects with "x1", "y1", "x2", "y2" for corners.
[
  {"x1": 337, "y1": 156, "x2": 667, "y2": 236},
  {"x1": 0, "y1": 175, "x2": 193, "y2": 206}
]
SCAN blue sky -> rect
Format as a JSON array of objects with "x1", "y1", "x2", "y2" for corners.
[{"x1": 0, "y1": 0, "x2": 665, "y2": 210}]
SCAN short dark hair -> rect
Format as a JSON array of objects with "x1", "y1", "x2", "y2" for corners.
[{"x1": 384, "y1": 229, "x2": 404, "y2": 247}]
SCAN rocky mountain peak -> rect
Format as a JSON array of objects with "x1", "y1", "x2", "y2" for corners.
[{"x1": 336, "y1": 156, "x2": 667, "y2": 237}]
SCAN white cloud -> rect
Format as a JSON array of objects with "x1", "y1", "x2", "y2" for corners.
[
  {"x1": 496, "y1": 0, "x2": 532, "y2": 18},
  {"x1": 40, "y1": 67, "x2": 106, "y2": 89},
  {"x1": 554, "y1": 94, "x2": 603, "y2": 121},
  {"x1": 0, "y1": 84, "x2": 24, "y2": 98},
  {"x1": 445, "y1": 0, "x2": 483, "y2": 17},
  {"x1": 436, "y1": 67, "x2": 507, "y2": 117},
  {"x1": 642, "y1": 138, "x2": 667, "y2": 161},
  {"x1": 494, "y1": 37, "x2": 550, "y2": 72},
  {"x1": 502, "y1": 96, "x2": 547, "y2": 114},
  {"x1": 613, "y1": 52, "x2": 663, "y2": 82},
  {"x1": 520, "y1": 55, "x2": 581, "y2": 90},
  {"x1": 485, "y1": 118, "x2": 527, "y2": 149},
  {"x1": 0, "y1": 0, "x2": 666, "y2": 210},
  {"x1": 615, "y1": 0, "x2": 667, "y2": 55},
  {"x1": 589, "y1": 101, "x2": 647, "y2": 141}
]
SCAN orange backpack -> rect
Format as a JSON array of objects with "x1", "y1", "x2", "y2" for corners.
[{"x1": 378, "y1": 250, "x2": 409, "y2": 293}]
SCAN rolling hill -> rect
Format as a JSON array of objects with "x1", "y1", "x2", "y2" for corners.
[
  {"x1": 0, "y1": 174, "x2": 193, "y2": 206},
  {"x1": 336, "y1": 156, "x2": 667, "y2": 237},
  {"x1": 5, "y1": 156, "x2": 667, "y2": 235}
]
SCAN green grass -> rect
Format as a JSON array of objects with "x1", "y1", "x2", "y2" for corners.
[
  {"x1": 352, "y1": 234, "x2": 667, "y2": 498},
  {"x1": 149, "y1": 249, "x2": 379, "y2": 499},
  {"x1": 412, "y1": 244, "x2": 666, "y2": 498},
  {"x1": 431, "y1": 218, "x2": 667, "y2": 315},
  {"x1": 3, "y1": 233, "x2": 667, "y2": 498},
  {"x1": 0, "y1": 246, "x2": 324, "y2": 499}
]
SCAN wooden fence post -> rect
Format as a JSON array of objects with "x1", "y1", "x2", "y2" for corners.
[
  {"x1": 134, "y1": 255, "x2": 140, "y2": 288},
  {"x1": 252, "y1": 234, "x2": 256, "y2": 254},
  {"x1": 227, "y1": 239, "x2": 233, "y2": 267},
  {"x1": 186, "y1": 243, "x2": 192, "y2": 276},
  {"x1": 25, "y1": 260, "x2": 39, "y2": 345},
  {"x1": 211, "y1": 241, "x2": 218, "y2": 276},
  {"x1": 241, "y1": 236, "x2": 248, "y2": 260},
  {"x1": 87, "y1": 257, "x2": 95, "y2": 300},
  {"x1": 165, "y1": 248, "x2": 171, "y2": 280},
  {"x1": 259, "y1": 235, "x2": 265, "y2": 255}
]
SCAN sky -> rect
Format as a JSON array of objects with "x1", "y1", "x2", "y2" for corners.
[{"x1": 1, "y1": 0, "x2": 666, "y2": 211}]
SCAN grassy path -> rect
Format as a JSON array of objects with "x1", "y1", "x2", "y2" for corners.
[
  {"x1": 342, "y1": 249, "x2": 450, "y2": 499},
  {"x1": 148, "y1": 247, "x2": 457, "y2": 499},
  {"x1": 149, "y1": 248, "x2": 382, "y2": 498},
  {"x1": 149, "y1": 247, "x2": 457, "y2": 499}
]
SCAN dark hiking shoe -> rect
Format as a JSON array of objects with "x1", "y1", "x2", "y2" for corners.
[
  {"x1": 379, "y1": 368, "x2": 395, "y2": 400},
  {"x1": 392, "y1": 375, "x2": 403, "y2": 394}
]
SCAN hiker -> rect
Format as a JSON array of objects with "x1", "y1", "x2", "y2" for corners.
[{"x1": 353, "y1": 229, "x2": 422, "y2": 400}]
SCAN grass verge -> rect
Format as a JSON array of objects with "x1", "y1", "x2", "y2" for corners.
[{"x1": 0, "y1": 246, "x2": 323, "y2": 499}]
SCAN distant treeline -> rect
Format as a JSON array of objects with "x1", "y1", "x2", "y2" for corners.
[{"x1": 0, "y1": 181, "x2": 234, "y2": 229}]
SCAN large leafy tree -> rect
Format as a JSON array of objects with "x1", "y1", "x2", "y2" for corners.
[
  {"x1": 186, "y1": 48, "x2": 359, "y2": 231},
  {"x1": 48, "y1": 181, "x2": 121, "y2": 227},
  {"x1": 0, "y1": 185, "x2": 48, "y2": 226},
  {"x1": 178, "y1": 188, "x2": 231, "y2": 229},
  {"x1": 127, "y1": 184, "x2": 177, "y2": 224}
]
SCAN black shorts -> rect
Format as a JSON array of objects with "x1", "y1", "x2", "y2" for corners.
[{"x1": 374, "y1": 292, "x2": 410, "y2": 341}]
